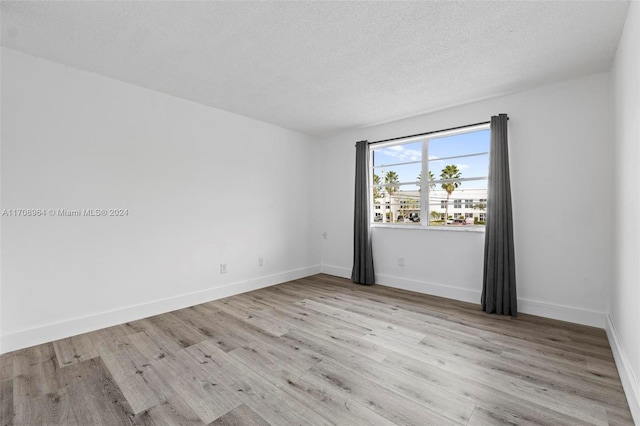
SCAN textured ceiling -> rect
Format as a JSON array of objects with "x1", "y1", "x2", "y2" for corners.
[{"x1": 1, "y1": 1, "x2": 630, "y2": 137}]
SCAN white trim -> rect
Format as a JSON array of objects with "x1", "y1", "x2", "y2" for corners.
[
  {"x1": 375, "y1": 273, "x2": 480, "y2": 304},
  {"x1": 372, "y1": 159, "x2": 422, "y2": 168},
  {"x1": 321, "y1": 265, "x2": 479, "y2": 303},
  {"x1": 375, "y1": 181, "x2": 420, "y2": 188},
  {"x1": 427, "y1": 122, "x2": 490, "y2": 139},
  {"x1": 374, "y1": 176, "x2": 487, "y2": 189},
  {"x1": 320, "y1": 264, "x2": 352, "y2": 279},
  {"x1": 371, "y1": 223, "x2": 485, "y2": 233},
  {"x1": 430, "y1": 176, "x2": 488, "y2": 184},
  {"x1": 606, "y1": 314, "x2": 640, "y2": 425},
  {"x1": 371, "y1": 134, "x2": 427, "y2": 148},
  {"x1": 319, "y1": 266, "x2": 605, "y2": 327},
  {"x1": 0, "y1": 265, "x2": 321, "y2": 354},
  {"x1": 517, "y1": 298, "x2": 605, "y2": 328},
  {"x1": 428, "y1": 151, "x2": 489, "y2": 163},
  {"x1": 372, "y1": 122, "x2": 490, "y2": 149}
]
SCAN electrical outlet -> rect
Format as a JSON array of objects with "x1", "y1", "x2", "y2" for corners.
[
  {"x1": 258, "y1": 256, "x2": 264, "y2": 266},
  {"x1": 397, "y1": 257, "x2": 405, "y2": 267},
  {"x1": 220, "y1": 263, "x2": 227, "y2": 274}
]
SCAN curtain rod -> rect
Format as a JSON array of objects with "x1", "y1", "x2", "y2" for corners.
[{"x1": 367, "y1": 118, "x2": 507, "y2": 146}]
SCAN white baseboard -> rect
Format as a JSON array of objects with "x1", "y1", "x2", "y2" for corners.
[
  {"x1": 321, "y1": 264, "x2": 480, "y2": 303},
  {"x1": 0, "y1": 265, "x2": 321, "y2": 354},
  {"x1": 517, "y1": 298, "x2": 605, "y2": 328},
  {"x1": 606, "y1": 314, "x2": 640, "y2": 425},
  {"x1": 320, "y1": 264, "x2": 351, "y2": 279},
  {"x1": 320, "y1": 265, "x2": 605, "y2": 328},
  {"x1": 375, "y1": 273, "x2": 481, "y2": 305}
]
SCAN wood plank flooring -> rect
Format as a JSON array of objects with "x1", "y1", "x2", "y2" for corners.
[{"x1": 0, "y1": 274, "x2": 634, "y2": 425}]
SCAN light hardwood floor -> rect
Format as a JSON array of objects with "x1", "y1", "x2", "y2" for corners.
[{"x1": 0, "y1": 274, "x2": 634, "y2": 425}]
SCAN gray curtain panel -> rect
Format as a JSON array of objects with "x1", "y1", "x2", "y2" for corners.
[
  {"x1": 482, "y1": 114, "x2": 517, "y2": 316},
  {"x1": 351, "y1": 140, "x2": 375, "y2": 285}
]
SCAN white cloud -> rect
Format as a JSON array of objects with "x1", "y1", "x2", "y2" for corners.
[{"x1": 381, "y1": 145, "x2": 421, "y2": 162}]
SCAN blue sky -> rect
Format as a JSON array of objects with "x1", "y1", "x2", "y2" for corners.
[{"x1": 372, "y1": 129, "x2": 490, "y2": 191}]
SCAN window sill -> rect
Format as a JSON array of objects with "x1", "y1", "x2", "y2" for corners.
[{"x1": 371, "y1": 223, "x2": 485, "y2": 233}]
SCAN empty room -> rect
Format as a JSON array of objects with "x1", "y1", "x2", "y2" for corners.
[{"x1": 1, "y1": 1, "x2": 638, "y2": 425}]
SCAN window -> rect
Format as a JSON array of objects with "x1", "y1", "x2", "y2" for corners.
[
  {"x1": 370, "y1": 124, "x2": 490, "y2": 227},
  {"x1": 479, "y1": 213, "x2": 486, "y2": 222}
]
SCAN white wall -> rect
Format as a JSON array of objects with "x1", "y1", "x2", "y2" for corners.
[
  {"x1": 611, "y1": 2, "x2": 640, "y2": 422},
  {"x1": 0, "y1": 48, "x2": 321, "y2": 353},
  {"x1": 0, "y1": 40, "x2": 3, "y2": 355},
  {"x1": 320, "y1": 72, "x2": 614, "y2": 327}
]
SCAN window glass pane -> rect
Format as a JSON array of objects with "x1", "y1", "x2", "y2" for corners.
[
  {"x1": 373, "y1": 141, "x2": 422, "y2": 165},
  {"x1": 428, "y1": 130, "x2": 489, "y2": 159},
  {"x1": 375, "y1": 191, "x2": 420, "y2": 224},
  {"x1": 428, "y1": 185, "x2": 488, "y2": 226},
  {"x1": 372, "y1": 163, "x2": 421, "y2": 191},
  {"x1": 429, "y1": 153, "x2": 489, "y2": 180},
  {"x1": 429, "y1": 179, "x2": 488, "y2": 192}
]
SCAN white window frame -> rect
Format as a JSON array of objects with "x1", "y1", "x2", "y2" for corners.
[{"x1": 370, "y1": 123, "x2": 490, "y2": 229}]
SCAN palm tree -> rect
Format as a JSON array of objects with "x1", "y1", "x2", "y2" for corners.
[
  {"x1": 440, "y1": 165, "x2": 462, "y2": 223},
  {"x1": 418, "y1": 170, "x2": 436, "y2": 224},
  {"x1": 428, "y1": 170, "x2": 435, "y2": 190},
  {"x1": 400, "y1": 196, "x2": 419, "y2": 221},
  {"x1": 473, "y1": 202, "x2": 486, "y2": 211},
  {"x1": 416, "y1": 171, "x2": 436, "y2": 192},
  {"x1": 385, "y1": 171, "x2": 400, "y2": 193},
  {"x1": 372, "y1": 174, "x2": 381, "y2": 200},
  {"x1": 385, "y1": 171, "x2": 399, "y2": 222}
]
